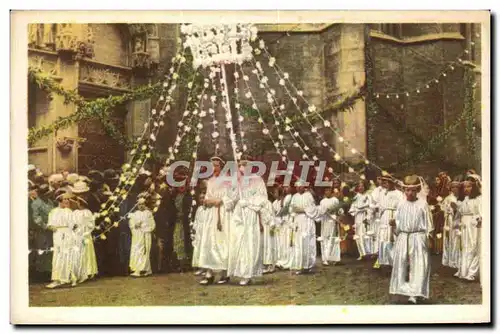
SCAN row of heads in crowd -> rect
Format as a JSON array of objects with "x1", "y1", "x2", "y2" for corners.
[{"x1": 27, "y1": 155, "x2": 482, "y2": 204}]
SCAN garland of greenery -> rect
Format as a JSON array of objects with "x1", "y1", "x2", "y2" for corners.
[
  {"x1": 27, "y1": 66, "x2": 165, "y2": 146},
  {"x1": 463, "y1": 67, "x2": 478, "y2": 165},
  {"x1": 364, "y1": 25, "x2": 377, "y2": 165}
]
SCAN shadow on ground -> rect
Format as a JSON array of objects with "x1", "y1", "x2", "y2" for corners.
[{"x1": 29, "y1": 255, "x2": 482, "y2": 306}]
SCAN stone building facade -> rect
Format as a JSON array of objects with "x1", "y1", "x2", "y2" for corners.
[{"x1": 28, "y1": 23, "x2": 482, "y2": 176}]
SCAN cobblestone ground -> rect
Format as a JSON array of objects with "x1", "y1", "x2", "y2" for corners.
[{"x1": 29, "y1": 255, "x2": 481, "y2": 306}]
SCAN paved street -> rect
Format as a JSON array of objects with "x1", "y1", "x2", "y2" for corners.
[{"x1": 29, "y1": 255, "x2": 481, "y2": 306}]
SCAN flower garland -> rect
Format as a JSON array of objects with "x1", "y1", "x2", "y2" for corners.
[{"x1": 463, "y1": 67, "x2": 478, "y2": 165}]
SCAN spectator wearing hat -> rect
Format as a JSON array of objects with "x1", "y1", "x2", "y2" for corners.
[
  {"x1": 29, "y1": 183, "x2": 55, "y2": 282},
  {"x1": 128, "y1": 197, "x2": 156, "y2": 277},
  {"x1": 373, "y1": 173, "x2": 405, "y2": 269},
  {"x1": 46, "y1": 193, "x2": 74, "y2": 289},
  {"x1": 389, "y1": 174, "x2": 433, "y2": 304}
]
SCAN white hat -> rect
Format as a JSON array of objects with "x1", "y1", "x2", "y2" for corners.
[
  {"x1": 48, "y1": 174, "x2": 64, "y2": 184},
  {"x1": 67, "y1": 173, "x2": 80, "y2": 185},
  {"x1": 28, "y1": 164, "x2": 36, "y2": 172},
  {"x1": 295, "y1": 179, "x2": 308, "y2": 187},
  {"x1": 70, "y1": 181, "x2": 90, "y2": 194}
]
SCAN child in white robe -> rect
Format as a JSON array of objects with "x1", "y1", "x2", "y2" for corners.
[
  {"x1": 374, "y1": 175, "x2": 405, "y2": 268},
  {"x1": 349, "y1": 181, "x2": 374, "y2": 260},
  {"x1": 46, "y1": 193, "x2": 74, "y2": 288},
  {"x1": 368, "y1": 177, "x2": 384, "y2": 254},
  {"x1": 70, "y1": 195, "x2": 98, "y2": 285},
  {"x1": 128, "y1": 197, "x2": 156, "y2": 277},
  {"x1": 441, "y1": 181, "x2": 461, "y2": 268},
  {"x1": 192, "y1": 190, "x2": 209, "y2": 275},
  {"x1": 275, "y1": 185, "x2": 293, "y2": 269},
  {"x1": 262, "y1": 199, "x2": 277, "y2": 274},
  {"x1": 227, "y1": 171, "x2": 271, "y2": 286},
  {"x1": 389, "y1": 175, "x2": 433, "y2": 304},
  {"x1": 454, "y1": 178, "x2": 482, "y2": 282},
  {"x1": 289, "y1": 180, "x2": 317, "y2": 275},
  {"x1": 271, "y1": 188, "x2": 283, "y2": 269},
  {"x1": 315, "y1": 187, "x2": 341, "y2": 266}
]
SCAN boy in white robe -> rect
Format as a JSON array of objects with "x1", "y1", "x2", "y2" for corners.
[
  {"x1": 314, "y1": 187, "x2": 341, "y2": 266},
  {"x1": 389, "y1": 175, "x2": 433, "y2": 304},
  {"x1": 271, "y1": 187, "x2": 283, "y2": 270},
  {"x1": 289, "y1": 180, "x2": 318, "y2": 274},
  {"x1": 349, "y1": 180, "x2": 374, "y2": 260},
  {"x1": 46, "y1": 193, "x2": 74, "y2": 288},
  {"x1": 128, "y1": 197, "x2": 156, "y2": 277}
]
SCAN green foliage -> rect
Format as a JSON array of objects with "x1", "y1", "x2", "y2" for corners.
[{"x1": 27, "y1": 66, "x2": 164, "y2": 146}]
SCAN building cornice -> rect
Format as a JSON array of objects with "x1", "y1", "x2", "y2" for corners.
[{"x1": 370, "y1": 30, "x2": 465, "y2": 44}]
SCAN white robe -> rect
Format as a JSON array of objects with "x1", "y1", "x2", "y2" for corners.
[
  {"x1": 263, "y1": 200, "x2": 277, "y2": 266},
  {"x1": 275, "y1": 194, "x2": 293, "y2": 269},
  {"x1": 128, "y1": 209, "x2": 156, "y2": 275},
  {"x1": 349, "y1": 193, "x2": 374, "y2": 257},
  {"x1": 47, "y1": 207, "x2": 73, "y2": 283},
  {"x1": 376, "y1": 189, "x2": 405, "y2": 265},
  {"x1": 311, "y1": 197, "x2": 341, "y2": 263},
  {"x1": 198, "y1": 177, "x2": 237, "y2": 271},
  {"x1": 369, "y1": 186, "x2": 384, "y2": 246},
  {"x1": 70, "y1": 209, "x2": 98, "y2": 281},
  {"x1": 289, "y1": 191, "x2": 317, "y2": 271},
  {"x1": 456, "y1": 195, "x2": 482, "y2": 281},
  {"x1": 227, "y1": 176, "x2": 271, "y2": 279},
  {"x1": 441, "y1": 194, "x2": 460, "y2": 268},
  {"x1": 390, "y1": 199, "x2": 433, "y2": 299},
  {"x1": 191, "y1": 205, "x2": 209, "y2": 268}
]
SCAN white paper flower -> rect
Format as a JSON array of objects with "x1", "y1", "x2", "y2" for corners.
[
  {"x1": 338, "y1": 137, "x2": 344, "y2": 142},
  {"x1": 278, "y1": 134, "x2": 284, "y2": 140},
  {"x1": 212, "y1": 132, "x2": 220, "y2": 139},
  {"x1": 293, "y1": 142, "x2": 299, "y2": 147},
  {"x1": 297, "y1": 90, "x2": 303, "y2": 96},
  {"x1": 269, "y1": 57, "x2": 276, "y2": 67},
  {"x1": 311, "y1": 127, "x2": 317, "y2": 133},
  {"x1": 308, "y1": 105, "x2": 316, "y2": 113},
  {"x1": 263, "y1": 128, "x2": 269, "y2": 135},
  {"x1": 245, "y1": 92, "x2": 252, "y2": 98}
]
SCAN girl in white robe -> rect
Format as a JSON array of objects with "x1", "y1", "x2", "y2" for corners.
[
  {"x1": 349, "y1": 181, "x2": 374, "y2": 259},
  {"x1": 46, "y1": 193, "x2": 74, "y2": 288},
  {"x1": 368, "y1": 177, "x2": 384, "y2": 252},
  {"x1": 198, "y1": 158, "x2": 237, "y2": 285},
  {"x1": 454, "y1": 179, "x2": 482, "y2": 281},
  {"x1": 289, "y1": 181, "x2": 317, "y2": 274},
  {"x1": 263, "y1": 197, "x2": 277, "y2": 274},
  {"x1": 375, "y1": 176, "x2": 405, "y2": 267},
  {"x1": 191, "y1": 190, "x2": 209, "y2": 274},
  {"x1": 227, "y1": 174, "x2": 271, "y2": 285},
  {"x1": 441, "y1": 181, "x2": 460, "y2": 268},
  {"x1": 128, "y1": 198, "x2": 156, "y2": 277},
  {"x1": 313, "y1": 187, "x2": 341, "y2": 266},
  {"x1": 71, "y1": 196, "x2": 98, "y2": 284},
  {"x1": 271, "y1": 191, "x2": 283, "y2": 269},
  {"x1": 276, "y1": 186, "x2": 293, "y2": 269},
  {"x1": 389, "y1": 175, "x2": 433, "y2": 304}
]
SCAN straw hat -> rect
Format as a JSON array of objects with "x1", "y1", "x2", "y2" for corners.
[
  {"x1": 210, "y1": 156, "x2": 225, "y2": 165},
  {"x1": 56, "y1": 192, "x2": 75, "y2": 201},
  {"x1": 401, "y1": 174, "x2": 421, "y2": 189},
  {"x1": 66, "y1": 173, "x2": 80, "y2": 185},
  {"x1": 70, "y1": 181, "x2": 90, "y2": 194}
]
